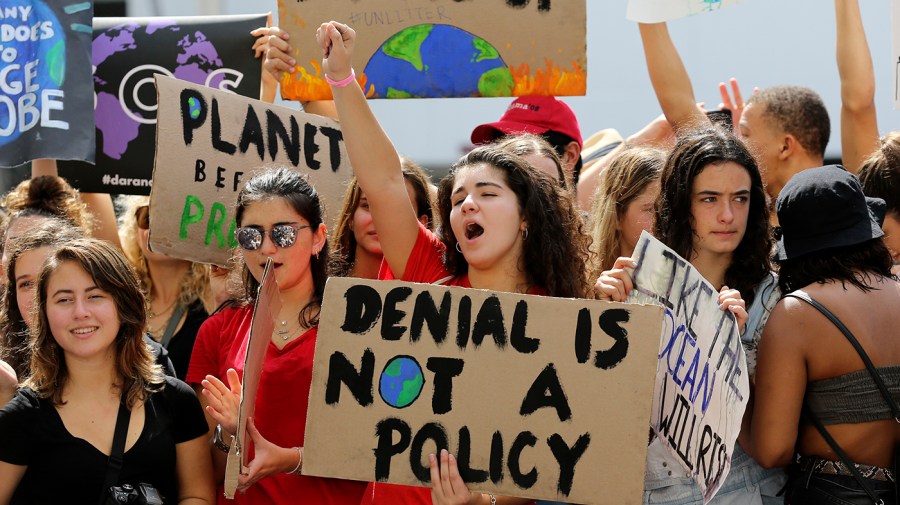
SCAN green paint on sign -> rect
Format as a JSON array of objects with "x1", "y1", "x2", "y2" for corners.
[{"x1": 383, "y1": 24, "x2": 433, "y2": 72}]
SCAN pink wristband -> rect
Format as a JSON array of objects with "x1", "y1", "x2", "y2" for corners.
[{"x1": 325, "y1": 69, "x2": 356, "y2": 88}]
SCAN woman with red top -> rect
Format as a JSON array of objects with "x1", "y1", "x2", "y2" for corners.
[
  {"x1": 185, "y1": 168, "x2": 366, "y2": 504},
  {"x1": 315, "y1": 21, "x2": 591, "y2": 505}
]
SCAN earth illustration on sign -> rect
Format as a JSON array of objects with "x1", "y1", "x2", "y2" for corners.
[
  {"x1": 379, "y1": 356, "x2": 425, "y2": 409},
  {"x1": 92, "y1": 20, "x2": 227, "y2": 159},
  {"x1": 363, "y1": 24, "x2": 514, "y2": 98},
  {"x1": 0, "y1": 0, "x2": 66, "y2": 148}
]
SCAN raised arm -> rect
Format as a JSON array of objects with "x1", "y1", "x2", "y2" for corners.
[
  {"x1": 320, "y1": 22, "x2": 421, "y2": 277},
  {"x1": 638, "y1": 22, "x2": 708, "y2": 134},
  {"x1": 835, "y1": 0, "x2": 879, "y2": 172}
]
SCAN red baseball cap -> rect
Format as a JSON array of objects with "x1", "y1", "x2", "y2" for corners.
[{"x1": 470, "y1": 96, "x2": 583, "y2": 150}]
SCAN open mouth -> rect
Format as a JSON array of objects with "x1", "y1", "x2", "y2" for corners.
[
  {"x1": 465, "y1": 222, "x2": 484, "y2": 240},
  {"x1": 71, "y1": 327, "x2": 98, "y2": 335}
]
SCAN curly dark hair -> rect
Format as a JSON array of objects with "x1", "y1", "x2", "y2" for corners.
[
  {"x1": 0, "y1": 218, "x2": 83, "y2": 379},
  {"x1": 234, "y1": 168, "x2": 328, "y2": 328},
  {"x1": 436, "y1": 146, "x2": 592, "y2": 298},
  {"x1": 655, "y1": 128, "x2": 773, "y2": 305},
  {"x1": 747, "y1": 86, "x2": 830, "y2": 159},
  {"x1": 777, "y1": 239, "x2": 894, "y2": 294}
]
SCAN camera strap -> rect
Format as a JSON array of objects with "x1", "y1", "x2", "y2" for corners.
[{"x1": 98, "y1": 388, "x2": 132, "y2": 505}]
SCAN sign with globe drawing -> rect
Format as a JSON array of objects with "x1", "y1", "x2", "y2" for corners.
[
  {"x1": 304, "y1": 278, "x2": 664, "y2": 504},
  {"x1": 276, "y1": 0, "x2": 586, "y2": 100},
  {"x1": 57, "y1": 14, "x2": 265, "y2": 194},
  {"x1": 0, "y1": 0, "x2": 95, "y2": 167}
]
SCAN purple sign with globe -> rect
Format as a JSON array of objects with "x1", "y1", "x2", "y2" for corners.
[
  {"x1": 58, "y1": 13, "x2": 265, "y2": 194},
  {"x1": 0, "y1": 0, "x2": 94, "y2": 167}
]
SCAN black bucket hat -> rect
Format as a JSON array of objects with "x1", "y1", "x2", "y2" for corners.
[{"x1": 775, "y1": 165, "x2": 884, "y2": 261}]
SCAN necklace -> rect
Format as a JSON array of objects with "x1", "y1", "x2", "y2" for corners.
[
  {"x1": 149, "y1": 298, "x2": 178, "y2": 319},
  {"x1": 275, "y1": 319, "x2": 301, "y2": 341}
]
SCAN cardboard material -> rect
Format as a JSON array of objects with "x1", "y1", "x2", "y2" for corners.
[
  {"x1": 224, "y1": 258, "x2": 280, "y2": 498},
  {"x1": 276, "y1": 0, "x2": 586, "y2": 100},
  {"x1": 0, "y1": 0, "x2": 95, "y2": 167},
  {"x1": 627, "y1": 0, "x2": 746, "y2": 23},
  {"x1": 57, "y1": 14, "x2": 265, "y2": 194},
  {"x1": 304, "y1": 278, "x2": 663, "y2": 504},
  {"x1": 627, "y1": 232, "x2": 749, "y2": 503},
  {"x1": 150, "y1": 75, "x2": 352, "y2": 266}
]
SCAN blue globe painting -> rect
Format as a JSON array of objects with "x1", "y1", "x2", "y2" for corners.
[
  {"x1": 379, "y1": 356, "x2": 425, "y2": 409},
  {"x1": 363, "y1": 24, "x2": 514, "y2": 98}
]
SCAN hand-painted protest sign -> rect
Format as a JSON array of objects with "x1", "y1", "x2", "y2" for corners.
[
  {"x1": 57, "y1": 14, "x2": 265, "y2": 194},
  {"x1": 627, "y1": 0, "x2": 746, "y2": 23},
  {"x1": 304, "y1": 278, "x2": 663, "y2": 504},
  {"x1": 224, "y1": 259, "x2": 280, "y2": 499},
  {"x1": 276, "y1": 0, "x2": 586, "y2": 100},
  {"x1": 627, "y1": 231, "x2": 749, "y2": 502},
  {"x1": 0, "y1": 0, "x2": 94, "y2": 167},
  {"x1": 150, "y1": 75, "x2": 351, "y2": 266}
]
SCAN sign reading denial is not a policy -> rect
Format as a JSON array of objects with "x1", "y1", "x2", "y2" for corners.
[
  {"x1": 304, "y1": 278, "x2": 663, "y2": 504},
  {"x1": 150, "y1": 75, "x2": 351, "y2": 266},
  {"x1": 627, "y1": 232, "x2": 750, "y2": 502}
]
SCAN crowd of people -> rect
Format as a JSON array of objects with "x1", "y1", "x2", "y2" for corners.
[{"x1": 0, "y1": 1, "x2": 898, "y2": 504}]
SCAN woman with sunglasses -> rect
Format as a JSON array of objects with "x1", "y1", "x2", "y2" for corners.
[
  {"x1": 316, "y1": 21, "x2": 589, "y2": 505},
  {"x1": 186, "y1": 168, "x2": 367, "y2": 504},
  {"x1": 119, "y1": 196, "x2": 213, "y2": 380}
]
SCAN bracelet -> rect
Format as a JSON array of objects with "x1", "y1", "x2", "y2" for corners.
[
  {"x1": 213, "y1": 424, "x2": 231, "y2": 453},
  {"x1": 487, "y1": 494, "x2": 496, "y2": 505},
  {"x1": 287, "y1": 447, "x2": 303, "y2": 475},
  {"x1": 325, "y1": 69, "x2": 356, "y2": 88}
]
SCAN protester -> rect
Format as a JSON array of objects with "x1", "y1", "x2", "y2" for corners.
[
  {"x1": 0, "y1": 219, "x2": 176, "y2": 411},
  {"x1": 858, "y1": 131, "x2": 900, "y2": 271},
  {"x1": 0, "y1": 238, "x2": 214, "y2": 504},
  {"x1": 470, "y1": 96, "x2": 583, "y2": 190},
  {"x1": 317, "y1": 20, "x2": 590, "y2": 504},
  {"x1": 330, "y1": 157, "x2": 434, "y2": 279},
  {"x1": 741, "y1": 165, "x2": 899, "y2": 504},
  {"x1": 187, "y1": 168, "x2": 367, "y2": 503},
  {"x1": 588, "y1": 145, "x2": 665, "y2": 274},
  {"x1": 118, "y1": 196, "x2": 212, "y2": 380},
  {"x1": 596, "y1": 128, "x2": 784, "y2": 504},
  {"x1": 638, "y1": 22, "x2": 829, "y2": 201},
  {"x1": 493, "y1": 134, "x2": 568, "y2": 189}
]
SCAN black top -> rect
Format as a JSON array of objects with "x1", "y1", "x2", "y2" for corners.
[
  {"x1": 164, "y1": 300, "x2": 209, "y2": 381},
  {"x1": 0, "y1": 377, "x2": 208, "y2": 504}
]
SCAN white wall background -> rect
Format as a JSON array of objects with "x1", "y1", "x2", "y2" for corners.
[{"x1": 129, "y1": 0, "x2": 900, "y2": 170}]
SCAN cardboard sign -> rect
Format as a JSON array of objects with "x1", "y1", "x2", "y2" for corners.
[
  {"x1": 627, "y1": 232, "x2": 749, "y2": 502},
  {"x1": 627, "y1": 0, "x2": 746, "y2": 23},
  {"x1": 0, "y1": 0, "x2": 95, "y2": 167},
  {"x1": 57, "y1": 14, "x2": 265, "y2": 194},
  {"x1": 304, "y1": 278, "x2": 663, "y2": 504},
  {"x1": 276, "y1": 0, "x2": 586, "y2": 100},
  {"x1": 150, "y1": 75, "x2": 351, "y2": 266},
  {"x1": 224, "y1": 259, "x2": 280, "y2": 498}
]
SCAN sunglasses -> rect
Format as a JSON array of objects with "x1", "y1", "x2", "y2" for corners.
[
  {"x1": 135, "y1": 206, "x2": 150, "y2": 230},
  {"x1": 234, "y1": 224, "x2": 312, "y2": 251}
]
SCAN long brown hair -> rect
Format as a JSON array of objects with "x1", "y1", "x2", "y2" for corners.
[
  {"x1": 25, "y1": 239, "x2": 163, "y2": 407},
  {"x1": 0, "y1": 218, "x2": 83, "y2": 379}
]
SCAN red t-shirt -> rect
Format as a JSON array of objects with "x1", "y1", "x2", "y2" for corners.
[
  {"x1": 186, "y1": 305, "x2": 366, "y2": 505},
  {"x1": 371, "y1": 225, "x2": 539, "y2": 504}
]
